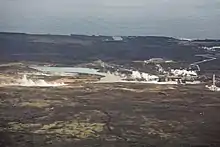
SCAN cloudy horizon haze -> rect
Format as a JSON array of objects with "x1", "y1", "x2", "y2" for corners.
[{"x1": 0, "y1": 0, "x2": 220, "y2": 39}]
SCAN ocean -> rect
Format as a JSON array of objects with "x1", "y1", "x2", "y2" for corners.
[{"x1": 0, "y1": 0, "x2": 220, "y2": 39}]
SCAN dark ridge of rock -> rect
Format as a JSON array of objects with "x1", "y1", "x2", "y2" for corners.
[{"x1": 0, "y1": 32, "x2": 219, "y2": 66}]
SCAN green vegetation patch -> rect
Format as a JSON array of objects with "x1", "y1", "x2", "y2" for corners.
[
  {"x1": 20, "y1": 101, "x2": 50, "y2": 108},
  {"x1": 140, "y1": 117, "x2": 185, "y2": 140},
  {"x1": 35, "y1": 121, "x2": 104, "y2": 139},
  {"x1": 19, "y1": 99, "x2": 61, "y2": 108},
  {"x1": 4, "y1": 121, "x2": 104, "y2": 140},
  {"x1": 7, "y1": 122, "x2": 42, "y2": 132}
]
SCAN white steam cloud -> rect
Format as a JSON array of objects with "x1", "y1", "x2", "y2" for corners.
[
  {"x1": 13, "y1": 75, "x2": 66, "y2": 87},
  {"x1": 202, "y1": 46, "x2": 220, "y2": 51},
  {"x1": 131, "y1": 71, "x2": 159, "y2": 81},
  {"x1": 171, "y1": 69, "x2": 197, "y2": 77},
  {"x1": 206, "y1": 85, "x2": 220, "y2": 92}
]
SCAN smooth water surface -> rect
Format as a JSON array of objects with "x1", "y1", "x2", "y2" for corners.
[
  {"x1": 32, "y1": 66, "x2": 105, "y2": 76},
  {"x1": 1, "y1": 0, "x2": 220, "y2": 39}
]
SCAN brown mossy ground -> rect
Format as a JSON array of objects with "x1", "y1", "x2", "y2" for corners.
[{"x1": 0, "y1": 83, "x2": 220, "y2": 147}]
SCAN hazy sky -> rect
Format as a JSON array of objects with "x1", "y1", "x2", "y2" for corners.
[{"x1": 0, "y1": 0, "x2": 220, "y2": 38}]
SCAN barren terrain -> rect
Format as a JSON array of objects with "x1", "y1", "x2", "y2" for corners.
[
  {"x1": 1, "y1": 33, "x2": 220, "y2": 147},
  {"x1": 1, "y1": 82, "x2": 220, "y2": 147}
]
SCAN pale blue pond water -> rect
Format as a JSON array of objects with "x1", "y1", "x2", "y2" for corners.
[{"x1": 31, "y1": 66, "x2": 105, "y2": 76}]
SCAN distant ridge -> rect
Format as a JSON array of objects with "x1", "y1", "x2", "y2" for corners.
[
  {"x1": 1, "y1": 32, "x2": 220, "y2": 41},
  {"x1": 0, "y1": 32, "x2": 27, "y2": 35},
  {"x1": 0, "y1": 31, "x2": 220, "y2": 66}
]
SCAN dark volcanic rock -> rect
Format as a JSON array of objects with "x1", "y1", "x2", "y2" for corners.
[
  {"x1": 0, "y1": 33, "x2": 206, "y2": 62},
  {"x1": 0, "y1": 32, "x2": 220, "y2": 68}
]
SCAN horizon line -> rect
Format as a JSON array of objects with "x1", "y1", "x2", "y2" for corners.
[{"x1": 0, "y1": 31, "x2": 220, "y2": 40}]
